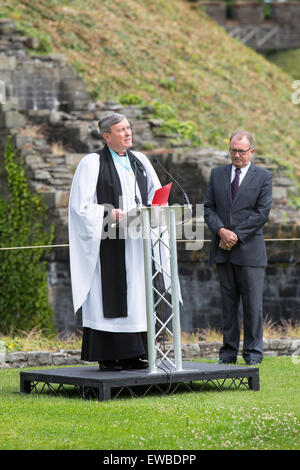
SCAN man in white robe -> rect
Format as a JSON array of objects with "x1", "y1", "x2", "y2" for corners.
[{"x1": 68, "y1": 112, "x2": 162, "y2": 371}]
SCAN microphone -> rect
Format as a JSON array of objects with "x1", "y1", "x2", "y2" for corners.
[{"x1": 153, "y1": 158, "x2": 191, "y2": 206}]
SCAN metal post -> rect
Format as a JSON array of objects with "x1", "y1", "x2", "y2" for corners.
[
  {"x1": 142, "y1": 208, "x2": 157, "y2": 373},
  {"x1": 169, "y1": 209, "x2": 183, "y2": 371}
]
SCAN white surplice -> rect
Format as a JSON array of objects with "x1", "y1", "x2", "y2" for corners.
[{"x1": 68, "y1": 150, "x2": 162, "y2": 333}]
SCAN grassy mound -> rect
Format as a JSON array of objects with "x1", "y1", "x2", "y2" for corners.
[{"x1": 0, "y1": 0, "x2": 299, "y2": 176}]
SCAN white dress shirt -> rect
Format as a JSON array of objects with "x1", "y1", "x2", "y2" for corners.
[{"x1": 231, "y1": 161, "x2": 251, "y2": 186}]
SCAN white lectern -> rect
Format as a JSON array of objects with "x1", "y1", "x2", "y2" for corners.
[{"x1": 141, "y1": 205, "x2": 192, "y2": 374}]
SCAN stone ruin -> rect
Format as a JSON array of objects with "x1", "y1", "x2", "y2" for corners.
[
  {"x1": 191, "y1": 1, "x2": 300, "y2": 51},
  {"x1": 0, "y1": 18, "x2": 300, "y2": 332}
]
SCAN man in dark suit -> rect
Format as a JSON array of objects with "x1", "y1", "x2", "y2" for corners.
[{"x1": 203, "y1": 131, "x2": 273, "y2": 365}]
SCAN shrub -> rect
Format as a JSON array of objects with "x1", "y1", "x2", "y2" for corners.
[
  {"x1": 119, "y1": 93, "x2": 145, "y2": 106},
  {"x1": 0, "y1": 137, "x2": 55, "y2": 333},
  {"x1": 150, "y1": 100, "x2": 202, "y2": 145}
]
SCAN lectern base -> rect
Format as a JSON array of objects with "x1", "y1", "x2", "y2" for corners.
[{"x1": 20, "y1": 361, "x2": 259, "y2": 401}]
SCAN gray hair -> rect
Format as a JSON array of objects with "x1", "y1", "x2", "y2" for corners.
[
  {"x1": 229, "y1": 130, "x2": 254, "y2": 148},
  {"x1": 98, "y1": 112, "x2": 128, "y2": 136}
]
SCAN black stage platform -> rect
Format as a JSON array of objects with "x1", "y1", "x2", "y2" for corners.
[{"x1": 20, "y1": 361, "x2": 259, "y2": 401}]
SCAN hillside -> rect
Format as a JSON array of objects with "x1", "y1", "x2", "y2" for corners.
[
  {"x1": 1, "y1": 0, "x2": 300, "y2": 177},
  {"x1": 266, "y1": 48, "x2": 300, "y2": 80}
]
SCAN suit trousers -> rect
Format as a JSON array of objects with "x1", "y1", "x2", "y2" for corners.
[{"x1": 216, "y1": 262, "x2": 264, "y2": 362}]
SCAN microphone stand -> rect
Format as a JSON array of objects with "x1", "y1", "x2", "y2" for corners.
[{"x1": 153, "y1": 158, "x2": 191, "y2": 206}]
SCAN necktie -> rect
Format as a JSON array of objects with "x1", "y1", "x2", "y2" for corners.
[{"x1": 231, "y1": 168, "x2": 241, "y2": 200}]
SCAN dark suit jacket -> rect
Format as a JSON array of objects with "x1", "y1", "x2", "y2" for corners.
[{"x1": 203, "y1": 162, "x2": 273, "y2": 267}]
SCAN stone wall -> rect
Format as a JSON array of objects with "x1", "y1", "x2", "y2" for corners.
[
  {"x1": 1, "y1": 19, "x2": 300, "y2": 333},
  {"x1": 193, "y1": 0, "x2": 300, "y2": 25},
  {"x1": 0, "y1": 19, "x2": 89, "y2": 112},
  {"x1": 190, "y1": 1, "x2": 300, "y2": 51},
  {"x1": 1, "y1": 338, "x2": 299, "y2": 369}
]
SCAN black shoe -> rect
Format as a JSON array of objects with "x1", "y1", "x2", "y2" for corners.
[
  {"x1": 120, "y1": 357, "x2": 148, "y2": 370},
  {"x1": 217, "y1": 359, "x2": 237, "y2": 365},
  {"x1": 98, "y1": 361, "x2": 123, "y2": 372},
  {"x1": 244, "y1": 359, "x2": 261, "y2": 366}
]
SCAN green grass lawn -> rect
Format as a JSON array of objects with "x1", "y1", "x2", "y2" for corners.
[{"x1": 0, "y1": 357, "x2": 299, "y2": 450}]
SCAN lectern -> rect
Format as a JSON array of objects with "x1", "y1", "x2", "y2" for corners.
[{"x1": 141, "y1": 205, "x2": 192, "y2": 374}]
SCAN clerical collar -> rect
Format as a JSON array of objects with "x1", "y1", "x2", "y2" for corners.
[
  {"x1": 109, "y1": 147, "x2": 132, "y2": 173},
  {"x1": 109, "y1": 147, "x2": 127, "y2": 158}
]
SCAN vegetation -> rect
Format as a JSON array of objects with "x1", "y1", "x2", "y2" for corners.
[
  {"x1": 182, "y1": 319, "x2": 300, "y2": 343},
  {"x1": 0, "y1": 138, "x2": 55, "y2": 333},
  {"x1": 0, "y1": 327, "x2": 82, "y2": 353},
  {"x1": 0, "y1": 357, "x2": 299, "y2": 450},
  {"x1": 266, "y1": 48, "x2": 300, "y2": 80},
  {"x1": 0, "y1": 0, "x2": 299, "y2": 177},
  {"x1": 0, "y1": 320, "x2": 299, "y2": 353},
  {"x1": 0, "y1": 328, "x2": 81, "y2": 352}
]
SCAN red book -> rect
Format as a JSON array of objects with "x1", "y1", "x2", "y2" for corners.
[{"x1": 151, "y1": 183, "x2": 173, "y2": 206}]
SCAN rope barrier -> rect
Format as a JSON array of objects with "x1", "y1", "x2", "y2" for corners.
[
  {"x1": 0, "y1": 244, "x2": 69, "y2": 251},
  {"x1": 178, "y1": 238, "x2": 300, "y2": 243},
  {"x1": 0, "y1": 239, "x2": 300, "y2": 251}
]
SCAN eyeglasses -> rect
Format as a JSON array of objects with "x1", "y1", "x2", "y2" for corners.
[{"x1": 229, "y1": 147, "x2": 252, "y2": 155}]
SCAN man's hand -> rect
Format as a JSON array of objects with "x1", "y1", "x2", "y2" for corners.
[
  {"x1": 110, "y1": 208, "x2": 126, "y2": 222},
  {"x1": 218, "y1": 227, "x2": 238, "y2": 250}
]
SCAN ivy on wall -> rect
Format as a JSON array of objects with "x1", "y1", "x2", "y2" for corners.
[{"x1": 0, "y1": 137, "x2": 55, "y2": 333}]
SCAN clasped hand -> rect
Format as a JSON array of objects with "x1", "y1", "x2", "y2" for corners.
[
  {"x1": 110, "y1": 208, "x2": 126, "y2": 222},
  {"x1": 218, "y1": 227, "x2": 238, "y2": 251}
]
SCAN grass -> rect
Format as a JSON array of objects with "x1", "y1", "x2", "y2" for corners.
[
  {"x1": 0, "y1": 357, "x2": 299, "y2": 450},
  {"x1": 266, "y1": 48, "x2": 300, "y2": 80},
  {"x1": 0, "y1": 0, "x2": 300, "y2": 177},
  {"x1": 0, "y1": 327, "x2": 82, "y2": 353},
  {"x1": 192, "y1": 318, "x2": 300, "y2": 342}
]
